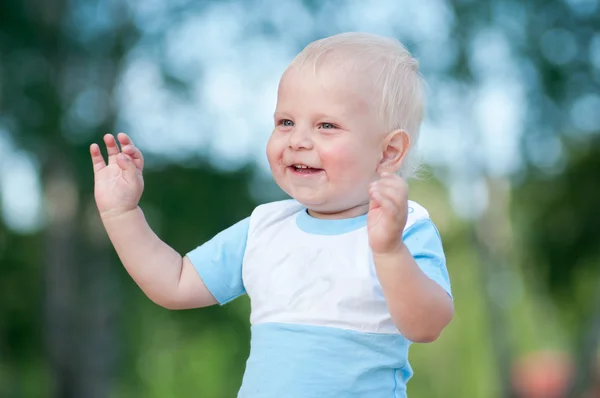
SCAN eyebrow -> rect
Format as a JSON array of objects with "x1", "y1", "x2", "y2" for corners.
[
  {"x1": 312, "y1": 112, "x2": 339, "y2": 120},
  {"x1": 273, "y1": 111, "x2": 293, "y2": 119}
]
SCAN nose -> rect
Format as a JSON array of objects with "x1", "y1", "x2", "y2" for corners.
[{"x1": 288, "y1": 126, "x2": 314, "y2": 150}]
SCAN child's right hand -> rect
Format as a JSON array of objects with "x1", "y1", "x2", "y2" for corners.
[{"x1": 90, "y1": 133, "x2": 145, "y2": 219}]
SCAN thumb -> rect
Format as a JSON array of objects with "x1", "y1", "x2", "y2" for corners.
[
  {"x1": 368, "y1": 188, "x2": 381, "y2": 212},
  {"x1": 368, "y1": 194, "x2": 376, "y2": 211},
  {"x1": 117, "y1": 153, "x2": 138, "y2": 179}
]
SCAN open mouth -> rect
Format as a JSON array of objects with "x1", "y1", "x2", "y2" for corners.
[{"x1": 289, "y1": 164, "x2": 323, "y2": 174}]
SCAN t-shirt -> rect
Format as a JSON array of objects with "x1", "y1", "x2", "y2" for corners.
[{"x1": 187, "y1": 199, "x2": 452, "y2": 398}]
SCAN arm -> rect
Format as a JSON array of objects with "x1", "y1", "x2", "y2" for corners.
[
  {"x1": 101, "y1": 207, "x2": 217, "y2": 310},
  {"x1": 90, "y1": 133, "x2": 216, "y2": 310},
  {"x1": 373, "y1": 244, "x2": 453, "y2": 343},
  {"x1": 368, "y1": 173, "x2": 454, "y2": 343}
]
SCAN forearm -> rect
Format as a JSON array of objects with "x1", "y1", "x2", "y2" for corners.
[
  {"x1": 101, "y1": 206, "x2": 184, "y2": 307},
  {"x1": 374, "y1": 244, "x2": 453, "y2": 343}
]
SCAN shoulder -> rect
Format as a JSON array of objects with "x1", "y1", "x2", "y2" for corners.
[
  {"x1": 402, "y1": 201, "x2": 445, "y2": 258},
  {"x1": 405, "y1": 200, "x2": 431, "y2": 231}
]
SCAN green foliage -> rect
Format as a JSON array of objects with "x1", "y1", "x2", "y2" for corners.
[
  {"x1": 1, "y1": 0, "x2": 599, "y2": 397},
  {"x1": 110, "y1": 165, "x2": 258, "y2": 397},
  {"x1": 512, "y1": 137, "x2": 600, "y2": 330}
]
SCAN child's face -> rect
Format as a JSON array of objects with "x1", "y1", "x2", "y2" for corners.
[{"x1": 267, "y1": 64, "x2": 386, "y2": 218}]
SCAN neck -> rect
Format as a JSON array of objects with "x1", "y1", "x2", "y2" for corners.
[{"x1": 307, "y1": 202, "x2": 370, "y2": 220}]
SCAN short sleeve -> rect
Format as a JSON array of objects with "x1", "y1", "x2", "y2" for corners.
[
  {"x1": 403, "y1": 219, "x2": 452, "y2": 298},
  {"x1": 186, "y1": 217, "x2": 250, "y2": 305}
]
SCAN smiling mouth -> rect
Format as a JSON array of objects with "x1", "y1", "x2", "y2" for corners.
[{"x1": 289, "y1": 164, "x2": 323, "y2": 174}]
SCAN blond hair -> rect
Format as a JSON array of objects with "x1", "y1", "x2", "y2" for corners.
[{"x1": 290, "y1": 32, "x2": 425, "y2": 178}]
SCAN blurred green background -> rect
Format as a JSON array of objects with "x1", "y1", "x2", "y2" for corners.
[{"x1": 1, "y1": 0, "x2": 599, "y2": 397}]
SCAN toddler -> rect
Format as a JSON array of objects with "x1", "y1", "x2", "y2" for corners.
[{"x1": 90, "y1": 32, "x2": 454, "y2": 397}]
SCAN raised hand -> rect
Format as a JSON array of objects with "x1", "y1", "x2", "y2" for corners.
[
  {"x1": 90, "y1": 133, "x2": 145, "y2": 219},
  {"x1": 367, "y1": 172, "x2": 409, "y2": 255}
]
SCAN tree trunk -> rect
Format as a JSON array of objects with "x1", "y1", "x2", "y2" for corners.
[
  {"x1": 474, "y1": 178, "x2": 518, "y2": 398},
  {"x1": 43, "y1": 165, "x2": 80, "y2": 398},
  {"x1": 43, "y1": 163, "x2": 120, "y2": 398}
]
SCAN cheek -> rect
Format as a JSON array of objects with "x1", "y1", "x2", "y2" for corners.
[
  {"x1": 266, "y1": 134, "x2": 281, "y2": 166},
  {"x1": 321, "y1": 140, "x2": 378, "y2": 177}
]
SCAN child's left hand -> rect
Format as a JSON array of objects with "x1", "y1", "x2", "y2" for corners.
[{"x1": 367, "y1": 172, "x2": 409, "y2": 255}]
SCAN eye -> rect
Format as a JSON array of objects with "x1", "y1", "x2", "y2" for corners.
[
  {"x1": 319, "y1": 122, "x2": 337, "y2": 129},
  {"x1": 278, "y1": 119, "x2": 294, "y2": 127}
]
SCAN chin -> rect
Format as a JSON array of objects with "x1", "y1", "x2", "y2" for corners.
[{"x1": 290, "y1": 195, "x2": 326, "y2": 208}]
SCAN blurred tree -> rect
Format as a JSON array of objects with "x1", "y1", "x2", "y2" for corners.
[
  {"x1": 0, "y1": 0, "x2": 137, "y2": 396},
  {"x1": 1, "y1": 0, "x2": 599, "y2": 397},
  {"x1": 513, "y1": 136, "x2": 600, "y2": 397},
  {"x1": 0, "y1": 1, "x2": 258, "y2": 397},
  {"x1": 446, "y1": 0, "x2": 600, "y2": 396}
]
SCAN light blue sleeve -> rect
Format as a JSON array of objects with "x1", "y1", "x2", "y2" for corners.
[
  {"x1": 403, "y1": 219, "x2": 452, "y2": 298},
  {"x1": 186, "y1": 217, "x2": 250, "y2": 305}
]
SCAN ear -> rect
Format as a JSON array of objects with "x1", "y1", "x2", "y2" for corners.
[{"x1": 377, "y1": 129, "x2": 410, "y2": 173}]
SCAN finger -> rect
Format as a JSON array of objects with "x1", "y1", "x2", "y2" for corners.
[
  {"x1": 368, "y1": 181, "x2": 380, "y2": 205},
  {"x1": 368, "y1": 190, "x2": 385, "y2": 229},
  {"x1": 374, "y1": 181, "x2": 404, "y2": 207},
  {"x1": 379, "y1": 172, "x2": 408, "y2": 188},
  {"x1": 370, "y1": 187, "x2": 396, "y2": 214},
  {"x1": 116, "y1": 153, "x2": 130, "y2": 170},
  {"x1": 371, "y1": 181, "x2": 404, "y2": 214},
  {"x1": 376, "y1": 176, "x2": 408, "y2": 202},
  {"x1": 369, "y1": 181, "x2": 392, "y2": 209},
  {"x1": 103, "y1": 134, "x2": 121, "y2": 164},
  {"x1": 90, "y1": 143, "x2": 106, "y2": 173},
  {"x1": 117, "y1": 133, "x2": 144, "y2": 171},
  {"x1": 116, "y1": 152, "x2": 140, "y2": 181},
  {"x1": 117, "y1": 132, "x2": 133, "y2": 146},
  {"x1": 121, "y1": 144, "x2": 144, "y2": 171},
  {"x1": 368, "y1": 188, "x2": 381, "y2": 211},
  {"x1": 379, "y1": 185, "x2": 408, "y2": 214}
]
